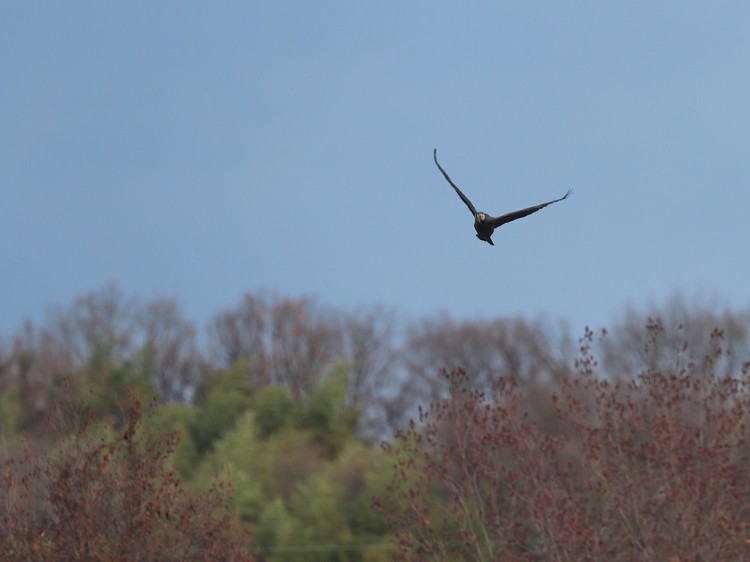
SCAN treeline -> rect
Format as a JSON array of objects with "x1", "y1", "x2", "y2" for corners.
[
  {"x1": 0, "y1": 284, "x2": 577, "y2": 438},
  {"x1": 2, "y1": 286, "x2": 750, "y2": 560}
]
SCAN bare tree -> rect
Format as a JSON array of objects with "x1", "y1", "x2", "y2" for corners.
[
  {"x1": 7, "y1": 320, "x2": 76, "y2": 416},
  {"x1": 208, "y1": 294, "x2": 341, "y2": 399},
  {"x1": 339, "y1": 307, "x2": 399, "y2": 437},
  {"x1": 208, "y1": 294, "x2": 402, "y2": 431},
  {"x1": 599, "y1": 293, "x2": 750, "y2": 380},
  {"x1": 207, "y1": 293, "x2": 268, "y2": 369},
  {"x1": 51, "y1": 284, "x2": 136, "y2": 364},
  {"x1": 0, "y1": 338, "x2": 13, "y2": 391},
  {"x1": 5, "y1": 286, "x2": 210, "y2": 408},
  {"x1": 399, "y1": 314, "x2": 572, "y2": 410},
  {"x1": 137, "y1": 298, "x2": 203, "y2": 401},
  {"x1": 267, "y1": 296, "x2": 341, "y2": 398}
]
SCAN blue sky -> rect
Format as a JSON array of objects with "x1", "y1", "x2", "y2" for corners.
[{"x1": 2, "y1": 2, "x2": 749, "y2": 336}]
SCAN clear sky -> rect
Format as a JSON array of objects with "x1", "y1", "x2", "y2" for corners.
[{"x1": 2, "y1": 2, "x2": 749, "y2": 336}]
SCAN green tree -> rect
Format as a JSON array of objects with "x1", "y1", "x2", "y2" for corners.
[
  {"x1": 0, "y1": 383, "x2": 22, "y2": 438},
  {"x1": 196, "y1": 411, "x2": 325, "y2": 522},
  {"x1": 191, "y1": 360, "x2": 254, "y2": 453},
  {"x1": 284, "y1": 471, "x2": 353, "y2": 562},
  {"x1": 201, "y1": 411, "x2": 266, "y2": 521},
  {"x1": 149, "y1": 402, "x2": 199, "y2": 478},
  {"x1": 253, "y1": 384, "x2": 295, "y2": 439},
  {"x1": 255, "y1": 498, "x2": 294, "y2": 558},
  {"x1": 297, "y1": 365, "x2": 359, "y2": 457}
]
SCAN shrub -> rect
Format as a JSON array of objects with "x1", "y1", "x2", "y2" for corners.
[
  {"x1": 378, "y1": 326, "x2": 750, "y2": 561},
  {"x1": 0, "y1": 384, "x2": 254, "y2": 561}
]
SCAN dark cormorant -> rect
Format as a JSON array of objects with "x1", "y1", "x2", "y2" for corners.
[{"x1": 434, "y1": 148, "x2": 571, "y2": 246}]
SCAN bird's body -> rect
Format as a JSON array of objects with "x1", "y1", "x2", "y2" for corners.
[
  {"x1": 473, "y1": 213, "x2": 498, "y2": 246},
  {"x1": 433, "y1": 149, "x2": 571, "y2": 246}
]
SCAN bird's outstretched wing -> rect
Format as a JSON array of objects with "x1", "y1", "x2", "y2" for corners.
[
  {"x1": 491, "y1": 188, "x2": 572, "y2": 228},
  {"x1": 433, "y1": 149, "x2": 477, "y2": 216}
]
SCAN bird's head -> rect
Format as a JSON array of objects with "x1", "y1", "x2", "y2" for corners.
[{"x1": 477, "y1": 212, "x2": 486, "y2": 222}]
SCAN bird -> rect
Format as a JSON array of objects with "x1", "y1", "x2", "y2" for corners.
[{"x1": 433, "y1": 148, "x2": 571, "y2": 246}]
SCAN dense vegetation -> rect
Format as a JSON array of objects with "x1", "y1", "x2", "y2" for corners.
[{"x1": 2, "y1": 286, "x2": 750, "y2": 560}]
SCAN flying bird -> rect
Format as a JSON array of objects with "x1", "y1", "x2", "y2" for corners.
[{"x1": 433, "y1": 148, "x2": 571, "y2": 246}]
